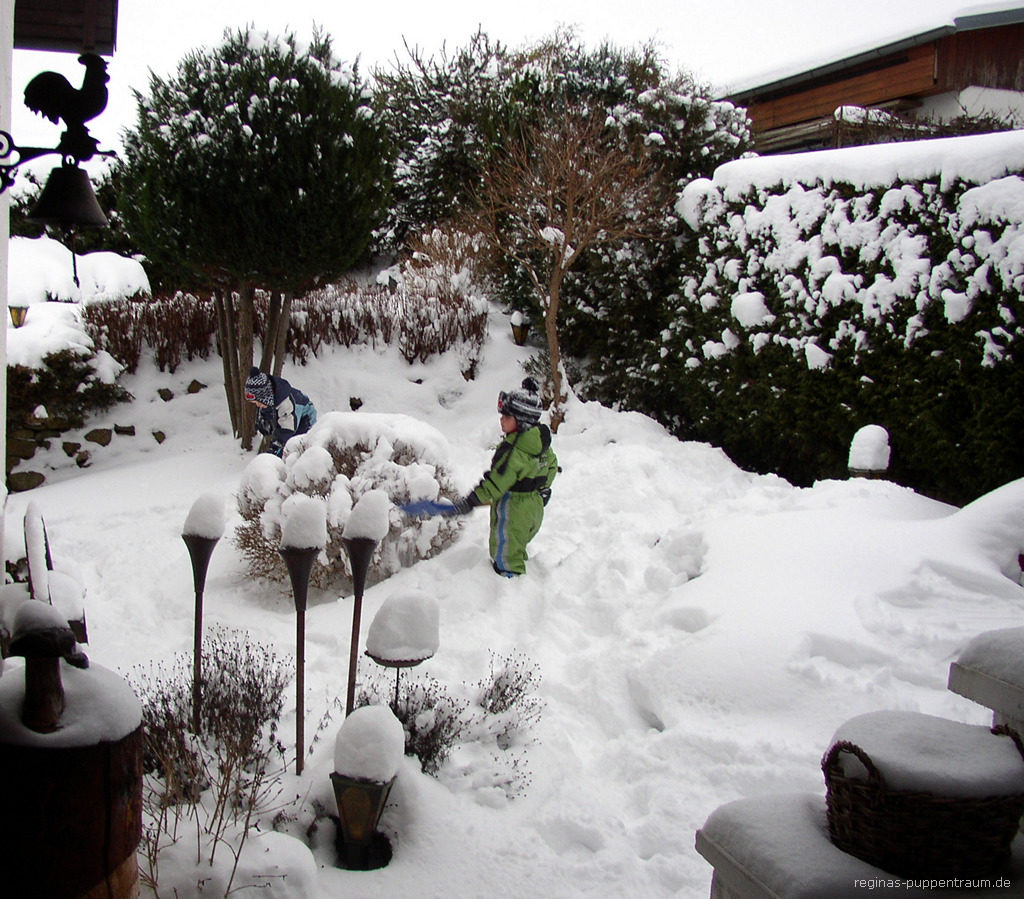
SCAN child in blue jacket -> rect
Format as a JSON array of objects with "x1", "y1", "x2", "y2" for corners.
[{"x1": 244, "y1": 367, "x2": 317, "y2": 456}]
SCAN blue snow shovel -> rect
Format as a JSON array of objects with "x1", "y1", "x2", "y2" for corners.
[{"x1": 399, "y1": 499, "x2": 459, "y2": 518}]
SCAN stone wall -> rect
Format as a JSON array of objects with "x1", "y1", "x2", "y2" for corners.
[{"x1": 5, "y1": 379, "x2": 205, "y2": 491}]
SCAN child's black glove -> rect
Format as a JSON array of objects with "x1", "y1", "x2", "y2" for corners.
[
  {"x1": 539, "y1": 488, "x2": 552, "y2": 506},
  {"x1": 450, "y1": 494, "x2": 479, "y2": 515}
]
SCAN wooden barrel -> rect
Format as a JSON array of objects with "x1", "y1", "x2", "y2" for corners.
[
  {"x1": 0, "y1": 726, "x2": 143, "y2": 898},
  {"x1": 0, "y1": 663, "x2": 143, "y2": 898}
]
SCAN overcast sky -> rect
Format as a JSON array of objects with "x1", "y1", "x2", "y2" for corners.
[{"x1": 8, "y1": 0, "x2": 1001, "y2": 161}]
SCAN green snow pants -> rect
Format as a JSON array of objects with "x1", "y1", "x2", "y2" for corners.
[{"x1": 489, "y1": 491, "x2": 545, "y2": 575}]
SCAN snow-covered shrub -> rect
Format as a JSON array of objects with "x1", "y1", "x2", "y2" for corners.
[
  {"x1": 83, "y1": 292, "x2": 219, "y2": 373},
  {"x1": 355, "y1": 651, "x2": 543, "y2": 798},
  {"x1": 125, "y1": 626, "x2": 291, "y2": 894},
  {"x1": 235, "y1": 412, "x2": 463, "y2": 592},
  {"x1": 358, "y1": 671, "x2": 470, "y2": 776},
  {"x1": 648, "y1": 132, "x2": 1024, "y2": 504}
]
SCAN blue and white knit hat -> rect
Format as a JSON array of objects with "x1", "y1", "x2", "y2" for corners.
[
  {"x1": 244, "y1": 367, "x2": 274, "y2": 406},
  {"x1": 498, "y1": 377, "x2": 543, "y2": 428}
]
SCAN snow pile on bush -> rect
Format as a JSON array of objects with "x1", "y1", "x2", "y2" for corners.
[{"x1": 235, "y1": 412, "x2": 462, "y2": 592}]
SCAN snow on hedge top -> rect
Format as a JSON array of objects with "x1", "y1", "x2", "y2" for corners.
[
  {"x1": 831, "y1": 710, "x2": 1024, "y2": 798},
  {"x1": 333, "y1": 704, "x2": 405, "y2": 782},
  {"x1": 293, "y1": 411, "x2": 453, "y2": 469},
  {"x1": 8, "y1": 235, "x2": 150, "y2": 306},
  {"x1": 6, "y1": 300, "x2": 122, "y2": 382},
  {"x1": 714, "y1": 130, "x2": 1024, "y2": 198}
]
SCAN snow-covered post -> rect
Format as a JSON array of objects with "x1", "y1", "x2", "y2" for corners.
[
  {"x1": 848, "y1": 424, "x2": 891, "y2": 479},
  {"x1": 365, "y1": 590, "x2": 440, "y2": 708},
  {"x1": 331, "y1": 704, "x2": 404, "y2": 869},
  {"x1": 341, "y1": 490, "x2": 390, "y2": 717},
  {"x1": 279, "y1": 495, "x2": 327, "y2": 775},
  {"x1": 510, "y1": 310, "x2": 529, "y2": 346},
  {"x1": 182, "y1": 493, "x2": 225, "y2": 734}
]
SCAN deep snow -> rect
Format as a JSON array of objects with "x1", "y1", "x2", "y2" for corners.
[{"x1": 3, "y1": 291, "x2": 1024, "y2": 896}]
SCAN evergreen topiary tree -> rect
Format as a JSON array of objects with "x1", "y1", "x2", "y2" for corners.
[{"x1": 117, "y1": 27, "x2": 392, "y2": 447}]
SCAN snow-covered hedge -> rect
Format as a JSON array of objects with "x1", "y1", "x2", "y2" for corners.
[
  {"x1": 235, "y1": 412, "x2": 462, "y2": 592},
  {"x1": 656, "y1": 131, "x2": 1024, "y2": 503}
]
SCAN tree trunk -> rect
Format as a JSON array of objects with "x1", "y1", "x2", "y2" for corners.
[
  {"x1": 237, "y1": 283, "x2": 258, "y2": 450},
  {"x1": 546, "y1": 272, "x2": 568, "y2": 433},
  {"x1": 272, "y1": 292, "x2": 293, "y2": 377},
  {"x1": 215, "y1": 289, "x2": 241, "y2": 436},
  {"x1": 260, "y1": 292, "x2": 282, "y2": 373}
]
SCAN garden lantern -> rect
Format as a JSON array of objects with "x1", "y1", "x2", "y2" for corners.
[
  {"x1": 510, "y1": 310, "x2": 530, "y2": 345},
  {"x1": 331, "y1": 705, "x2": 404, "y2": 870},
  {"x1": 8, "y1": 304, "x2": 27, "y2": 327},
  {"x1": 182, "y1": 494, "x2": 225, "y2": 734},
  {"x1": 329, "y1": 772, "x2": 396, "y2": 870}
]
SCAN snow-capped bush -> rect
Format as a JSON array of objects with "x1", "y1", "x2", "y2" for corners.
[
  {"x1": 235, "y1": 412, "x2": 462, "y2": 592},
  {"x1": 648, "y1": 131, "x2": 1024, "y2": 504}
]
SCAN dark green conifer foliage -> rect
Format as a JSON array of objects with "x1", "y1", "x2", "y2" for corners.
[{"x1": 118, "y1": 27, "x2": 391, "y2": 294}]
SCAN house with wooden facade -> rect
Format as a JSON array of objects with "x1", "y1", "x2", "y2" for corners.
[{"x1": 722, "y1": 5, "x2": 1024, "y2": 154}]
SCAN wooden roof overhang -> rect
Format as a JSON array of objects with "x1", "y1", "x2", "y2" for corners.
[
  {"x1": 13, "y1": 0, "x2": 119, "y2": 55},
  {"x1": 724, "y1": 6, "x2": 1024, "y2": 138}
]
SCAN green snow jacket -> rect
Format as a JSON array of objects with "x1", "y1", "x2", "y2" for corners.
[
  {"x1": 471, "y1": 424, "x2": 558, "y2": 506},
  {"x1": 471, "y1": 424, "x2": 558, "y2": 575}
]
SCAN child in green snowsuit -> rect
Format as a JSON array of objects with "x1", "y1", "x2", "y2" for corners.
[{"x1": 451, "y1": 378, "x2": 558, "y2": 576}]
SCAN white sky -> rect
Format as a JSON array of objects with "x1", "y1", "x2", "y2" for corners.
[{"x1": 7, "y1": 0, "x2": 1004, "y2": 159}]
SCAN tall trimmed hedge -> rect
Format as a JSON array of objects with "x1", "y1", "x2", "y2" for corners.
[{"x1": 648, "y1": 133, "x2": 1024, "y2": 505}]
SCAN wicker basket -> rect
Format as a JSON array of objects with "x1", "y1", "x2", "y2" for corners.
[{"x1": 822, "y1": 726, "x2": 1024, "y2": 878}]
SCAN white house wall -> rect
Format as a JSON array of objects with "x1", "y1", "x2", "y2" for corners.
[
  {"x1": 915, "y1": 86, "x2": 1024, "y2": 123},
  {"x1": 1, "y1": 0, "x2": 12, "y2": 532}
]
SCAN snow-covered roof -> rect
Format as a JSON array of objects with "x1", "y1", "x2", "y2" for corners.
[{"x1": 722, "y1": 2, "x2": 1024, "y2": 100}]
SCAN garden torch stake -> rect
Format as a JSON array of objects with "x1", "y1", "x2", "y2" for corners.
[{"x1": 343, "y1": 537, "x2": 377, "y2": 716}]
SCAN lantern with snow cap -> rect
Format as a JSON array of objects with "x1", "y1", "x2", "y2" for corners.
[{"x1": 331, "y1": 704, "x2": 404, "y2": 869}]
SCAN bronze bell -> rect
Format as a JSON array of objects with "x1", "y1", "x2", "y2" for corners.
[{"x1": 28, "y1": 164, "x2": 107, "y2": 229}]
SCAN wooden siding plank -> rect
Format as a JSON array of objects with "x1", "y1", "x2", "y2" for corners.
[{"x1": 748, "y1": 45, "x2": 937, "y2": 131}]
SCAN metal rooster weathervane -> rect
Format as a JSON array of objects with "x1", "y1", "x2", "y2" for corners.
[{"x1": 0, "y1": 52, "x2": 115, "y2": 194}]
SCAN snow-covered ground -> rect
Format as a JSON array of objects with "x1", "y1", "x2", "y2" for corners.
[{"x1": 4, "y1": 294, "x2": 1024, "y2": 896}]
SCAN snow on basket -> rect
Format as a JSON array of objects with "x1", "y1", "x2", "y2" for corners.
[
  {"x1": 334, "y1": 704, "x2": 405, "y2": 784},
  {"x1": 365, "y1": 591, "x2": 440, "y2": 666},
  {"x1": 822, "y1": 709, "x2": 1024, "y2": 878}
]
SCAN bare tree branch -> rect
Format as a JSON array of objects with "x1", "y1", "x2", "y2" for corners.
[{"x1": 471, "y1": 106, "x2": 665, "y2": 430}]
